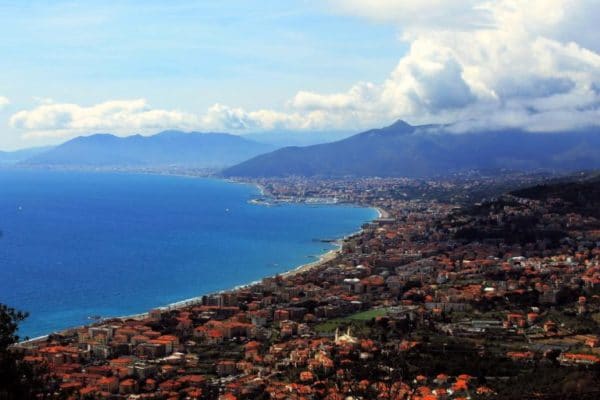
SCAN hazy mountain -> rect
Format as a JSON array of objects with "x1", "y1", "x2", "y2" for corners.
[
  {"x1": 244, "y1": 130, "x2": 354, "y2": 147},
  {"x1": 22, "y1": 131, "x2": 274, "y2": 168},
  {"x1": 0, "y1": 146, "x2": 54, "y2": 164},
  {"x1": 222, "y1": 120, "x2": 600, "y2": 178}
]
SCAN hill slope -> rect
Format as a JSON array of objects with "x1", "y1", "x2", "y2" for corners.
[
  {"x1": 511, "y1": 173, "x2": 600, "y2": 218},
  {"x1": 0, "y1": 146, "x2": 54, "y2": 164},
  {"x1": 23, "y1": 131, "x2": 274, "y2": 168},
  {"x1": 222, "y1": 121, "x2": 600, "y2": 178}
]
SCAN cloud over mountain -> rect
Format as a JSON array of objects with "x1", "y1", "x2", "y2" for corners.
[
  {"x1": 9, "y1": 99, "x2": 201, "y2": 138},
  {"x1": 8, "y1": 0, "x2": 600, "y2": 139},
  {"x1": 315, "y1": 0, "x2": 600, "y2": 131}
]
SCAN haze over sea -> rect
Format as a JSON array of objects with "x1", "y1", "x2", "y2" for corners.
[{"x1": 0, "y1": 170, "x2": 376, "y2": 338}]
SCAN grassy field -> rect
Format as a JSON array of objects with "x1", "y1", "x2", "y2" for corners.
[
  {"x1": 314, "y1": 308, "x2": 390, "y2": 334},
  {"x1": 347, "y1": 308, "x2": 390, "y2": 320}
]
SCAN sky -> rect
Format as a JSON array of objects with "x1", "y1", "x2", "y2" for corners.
[{"x1": 1, "y1": 0, "x2": 600, "y2": 150}]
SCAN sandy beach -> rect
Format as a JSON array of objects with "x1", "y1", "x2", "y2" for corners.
[{"x1": 280, "y1": 247, "x2": 341, "y2": 278}]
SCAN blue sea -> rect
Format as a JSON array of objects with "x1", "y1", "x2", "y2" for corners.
[{"x1": 0, "y1": 170, "x2": 376, "y2": 338}]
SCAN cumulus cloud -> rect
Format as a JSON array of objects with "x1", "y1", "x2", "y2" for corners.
[
  {"x1": 317, "y1": 0, "x2": 600, "y2": 132},
  {"x1": 0, "y1": 96, "x2": 9, "y2": 110},
  {"x1": 9, "y1": 99, "x2": 362, "y2": 139},
  {"x1": 282, "y1": 0, "x2": 600, "y2": 132},
  {"x1": 10, "y1": 99, "x2": 203, "y2": 138},
  {"x1": 220, "y1": 0, "x2": 597, "y2": 133},
  {"x1": 9, "y1": 0, "x2": 600, "y2": 137}
]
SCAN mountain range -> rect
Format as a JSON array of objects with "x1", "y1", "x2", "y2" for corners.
[
  {"x1": 21, "y1": 131, "x2": 274, "y2": 168},
  {"x1": 244, "y1": 130, "x2": 353, "y2": 147},
  {"x1": 0, "y1": 146, "x2": 54, "y2": 164},
  {"x1": 222, "y1": 121, "x2": 600, "y2": 178},
  {"x1": 4, "y1": 121, "x2": 600, "y2": 176}
]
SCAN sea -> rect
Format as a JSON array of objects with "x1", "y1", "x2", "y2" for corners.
[{"x1": 0, "y1": 169, "x2": 377, "y2": 338}]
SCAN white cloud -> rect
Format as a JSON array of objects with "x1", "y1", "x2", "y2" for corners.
[
  {"x1": 280, "y1": 0, "x2": 600, "y2": 132},
  {"x1": 0, "y1": 96, "x2": 9, "y2": 110},
  {"x1": 231, "y1": 0, "x2": 599, "y2": 133},
  {"x1": 9, "y1": 0, "x2": 600, "y2": 137},
  {"x1": 10, "y1": 99, "x2": 203, "y2": 138},
  {"x1": 9, "y1": 99, "x2": 361, "y2": 139},
  {"x1": 317, "y1": 0, "x2": 600, "y2": 132}
]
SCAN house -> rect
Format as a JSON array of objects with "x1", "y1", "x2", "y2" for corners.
[{"x1": 558, "y1": 353, "x2": 600, "y2": 366}]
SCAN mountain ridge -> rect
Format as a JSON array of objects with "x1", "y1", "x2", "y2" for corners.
[
  {"x1": 221, "y1": 121, "x2": 600, "y2": 178},
  {"x1": 22, "y1": 131, "x2": 274, "y2": 168},
  {"x1": 0, "y1": 146, "x2": 55, "y2": 164}
]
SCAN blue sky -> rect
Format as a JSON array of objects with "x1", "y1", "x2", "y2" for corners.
[
  {"x1": 1, "y1": 0, "x2": 599, "y2": 150},
  {"x1": 0, "y1": 1, "x2": 401, "y2": 149}
]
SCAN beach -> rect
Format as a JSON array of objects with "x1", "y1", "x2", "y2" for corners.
[
  {"x1": 116, "y1": 209, "x2": 375, "y2": 319},
  {"x1": 17, "y1": 219, "x2": 365, "y2": 345},
  {"x1": 19, "y1": 206, "x2": 381, "y2": 345},
  {"x1": 11, "y1": 172, "x2": 382, "y2": 339}
]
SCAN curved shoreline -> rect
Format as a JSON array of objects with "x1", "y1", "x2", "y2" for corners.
[
  {"x1": 18, "y1": 181, "x2": 382, "y2": 345},
  {"x1": 18, "y1": 227, "x2": 364, "y2": 344},
  {"x1": 108, "y1": 203, "x2": 377, "y2": 318}
]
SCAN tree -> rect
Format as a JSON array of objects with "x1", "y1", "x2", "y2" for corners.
[
  {"x1": 0, "y1": 304, "x2": 27, "y2": 350},
  {"x1": 0, "y1": 304, "x2": 45, "y2": 400}
]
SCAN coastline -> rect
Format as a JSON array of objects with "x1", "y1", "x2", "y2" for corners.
[
  {"x1": 17, "y1": 178, "x2": 383, "y2": 345},
  {"x1": 109, "y1": 204, "x2": 376, "y2": 318},
  {"x1": 18, "y1": 228, "x2": 358, "y2": 345},
  {"x1": 280, "y1": 248, "x2": 340, "y2": 278}
]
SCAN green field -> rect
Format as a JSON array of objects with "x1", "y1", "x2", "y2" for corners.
[
  {"x1": 347, "y1": 308, "x2": 389, "y2": 320},
  {"x1": 314, "y1": 308, "x2": 390, "y2": 333}
]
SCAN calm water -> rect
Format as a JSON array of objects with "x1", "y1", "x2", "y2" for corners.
[{"x1": 0, "y1": 170, "x2": 376, "y2": 338}]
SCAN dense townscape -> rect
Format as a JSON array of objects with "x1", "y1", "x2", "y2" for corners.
[{"x1": 6, "y1": 173, "x2": 600, "y2": 399}]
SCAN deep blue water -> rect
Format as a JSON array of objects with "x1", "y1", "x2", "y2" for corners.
[{"x1": 0, "y1": 170, "x2": 376, "y2": 338}]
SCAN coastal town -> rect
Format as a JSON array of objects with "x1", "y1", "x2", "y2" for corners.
[
  {"x1": 10, "y1": 173, "x2": 600, "y2": 399},
  {"x1": 3, "y1": 0, "x2": 600, "y2": 399}
]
